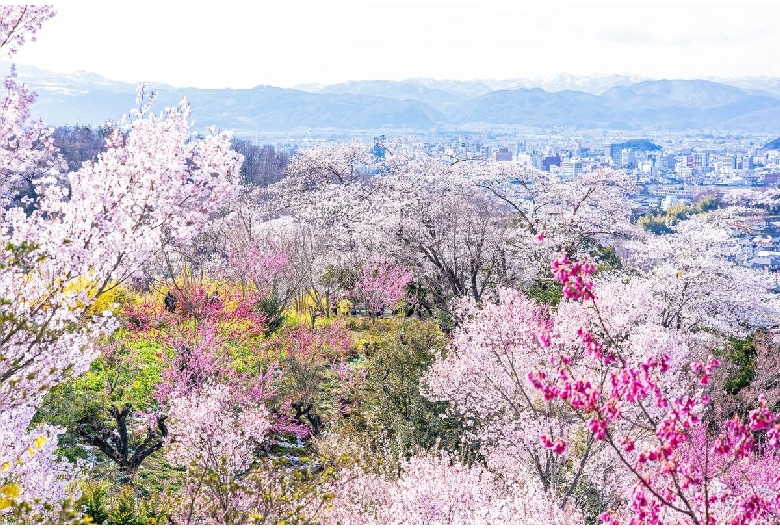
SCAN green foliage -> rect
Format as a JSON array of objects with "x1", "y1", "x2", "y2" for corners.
[
  {"x1": 621, "y1": 139, "x2": 662, "y2": 151},
  {"x1": 638, "y1": 215, "x2": 674, "y2": 235},
  {"x1": 255, "y1": 292, "x2": 286, "y2": 336},
  {"x1": 34, "y1": 333, "x2": 164, "y2": 463},
  {"x1": 592, "y1": 245, "x2": 622, "y2": 274},
  {"x1": 434, "y1": 308, "x2": 456, "y2": 333},
  {"x1": 696, "y1": 195, "x2": 718, "y2": 213},
  {"x1": 1, "y1": 240, "x2": 44, "y2": 272},
  {"x1": 78, "y1": 481, "x2": 110, "y2": 524},
  {"x1": 84, "y1": 338, "x2": 162, "y2": 410},
  {"x1": 573, "y1": 479, "x2": 612, "y2": 525},
  {"x1": 336, "y1": 319, "x2": 470, "y2": 469},
  {"x1": 76, "y1": 480, "x2": 172, "y2": 525},
  {"x1": 527, "y1": 278, "x2": 564, "y2": 307},
  {"x1": 107, "y1": 486, "x2": 143, "y2": 525},
  {"x1": 720, "y1": 335, "x2": 757, "y2": 395},
  {"x1": 638, "y1": 196, "x2": 718, "y2": 235}
]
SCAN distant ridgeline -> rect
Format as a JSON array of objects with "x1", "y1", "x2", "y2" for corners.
[{"x1": 8, "y1": 60, "x2": 780, "y2": 132}]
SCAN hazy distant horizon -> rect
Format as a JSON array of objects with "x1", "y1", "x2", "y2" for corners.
[
  {"x1": 11, "y1": 3, "x2": 780, "y2": 90},
  {"x1": 6, "y1": 59, "x2": 780, "y2": 93}
]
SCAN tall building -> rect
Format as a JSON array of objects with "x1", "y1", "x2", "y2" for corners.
[
  {"x1": 542, "y1": 155, "x2": 561, "y2": 172},
  {"x1": 494, "y1": 147, "x2": 513, "y2": 162},
  {"x1": 608, "y1": 143, "x2": 623, "y2": 163},
  {"x1": 693, "y1": 152, "x2": 709, "y2": 168},
  {"x1": 561, "y1": 159, "x2": 583, "y2": 178},
  {"x1": 621, "y1": 149, "x2": 636, "y2": 167}
]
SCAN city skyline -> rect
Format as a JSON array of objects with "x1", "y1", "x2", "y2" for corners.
[{"x1": 11, "y1": 2, "x2": 780, "y2": 89}]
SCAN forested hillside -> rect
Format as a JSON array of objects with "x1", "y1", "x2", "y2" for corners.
[{"x1": 2, "y1": 7, "x2": 780, "y2": 525}]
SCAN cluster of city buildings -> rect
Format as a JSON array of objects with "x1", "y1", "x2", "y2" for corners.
[
  {"x1": 397, "y1": 130, "x2": 780, "y2": 214},
  {"x1": 253, "y1": 129, "x2": 780, "y2": 216},
  {"x1": 426, "y1": 133, "x2": 780, "y2": 187},
  {"x1": 394, "y1": 131, "x2": 780, "y2": 278},
  {"x1": 252, "y1": 128, "x2": 780, "y2": 278},
  {"x1": 253, "y1": 129, "x2": 780, "y2": 193}
]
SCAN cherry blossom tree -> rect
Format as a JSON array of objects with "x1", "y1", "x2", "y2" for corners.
[
  {"x1": 475, "y1": 165, "x2": 638, "y2": 245},
  {"x1": 423, "y1": 288, "x2": 581, "y2": 497},
  {"x1": 623, "y1": 209, "x2": 780, "y2": 337},
  {"x1": 274, "y1": 143, "x2": 376, "y2": 254},
  {"x1": 166, "y1": 382, "x2": 272, "y2": 478},
  {"x1": 723, "y1": 188, "x2": 780, "y2": 211},
  {"x1": 0, "y1": 6, "x2": 58, "y2": 209},
  {"x1": 227, "y1": 240, "x2": 290, "y2": 296},
  {"x1": 422, "y1": 204, "x2": 780, "y2": 521},
  {"x1": 0, "y1": 6, "x2": 242, "y2": 519},
  {"x1": 273, "y1": 143, "x2": 638, "y2": 317},
  {"x1": 376, "y1": 156, "x2": 520, "y2": 307},
  {"x1": 325, "y1": 452, "x2": 582, "y2": 524}
]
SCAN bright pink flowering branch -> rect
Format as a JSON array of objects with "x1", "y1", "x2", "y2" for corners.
[
  {"x1": 534, "y1": 253, "x2": 780, "y2": 524},
  {"x1": 551, "y1": 253, "x2": 597, "y2": 302}
]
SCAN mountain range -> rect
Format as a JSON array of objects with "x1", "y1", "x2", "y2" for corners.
[{"x1": 3, "y1": 62, "x2": 780, "y2": 135}]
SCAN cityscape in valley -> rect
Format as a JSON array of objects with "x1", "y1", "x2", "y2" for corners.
[
  {"x1": 10, "y1": 59, "x2": 780, "y2": 231},
  {"x1": 6, "y1": 5, "x2": 780, "y2": 526}
]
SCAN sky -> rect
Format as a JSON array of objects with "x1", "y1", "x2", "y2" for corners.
[{"x1": 11, "y1": 2, "x2": 780, "y2": 89}]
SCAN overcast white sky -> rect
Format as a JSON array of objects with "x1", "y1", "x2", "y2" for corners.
[{"x1": 11, "y1": 2, "x2": 780, "y2": 89}]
